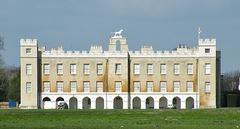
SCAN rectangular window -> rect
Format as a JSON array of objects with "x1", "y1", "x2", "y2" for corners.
[
  {"x1": 115, "y1": 64, "x2": 122, "y2": 74},
  {"x1": 174, "y1": 64, "x2": 180, "y2": 75},
  {"x1": 83, "y1": 81, "x2": 90, "y2": 92},
  {"x1": 57, "y1": 64, "x2": 63, "y2": 74},
  {"x1": 96, "y1": 81, "x2": 103, "y2": 92},
  {"x1": 70, "y1": 81, "x2": 77, "y2": 93},
  {"x1": 205, "y1": 82, "x2": 211, "y2": 93},
  {"x1": 173, "y1": 81, "x2": 180, "y2": 92},
  {"x1": 57, "y1": 82, "x2": 63, "y2": 93},
  {"x1": 43, "y1": 81, "x2": 50, "y2": 93},
  {"x1": 160, "y1": 81, "x2": 167, "y2": 92},
  {"x1": 147, "y1": 64, "x2": 153, "y2": 74},
  {"x1": 43, "y1": 64, "x2": 50, "y2": 74},
  {"x1": 187, "y1": 64, "x2": 193, "y2": 75},
  {"x1": 115, "y1": 81, "x2": 122, "y2": 92},
  {"x1": 26, "y1": 82, "x2": 32, "y2": 93},
  {"x1": 134, "y1": 64, "x2": 140, "y2": 74},
  {"x1": 187, "y1": 81, "x2": 193, "y2": 92},
  {"x1": 147, "y1": 81, "x2": 153, "y2": 92},
  {"x1": 205, "y1": 48, "x2": 210, "y2": 53},
  {"x1": 26, "y1": 48, "x2": 32, "y2": 54},
  {"x1": 70, "y1": 64, "x2": 77, "y2": 74},
  {"x1": 205, "y1": 63, "x2": 211, "y2": 74},
  {"x1": 83, "y1": 64, "x2": 90, "y2": 74},
  {"x1": 97, "y1": 64, "x2": 103, "y2": 75},
  {"x1": 133, "y1": 81, "x2": 140, "y2": 92},
  {"x1": 26, "y1": 64, "x2": 32, "y2": 75},
  {"x1": 160, "y1": 64, "x2": 166, "y2": 74}
]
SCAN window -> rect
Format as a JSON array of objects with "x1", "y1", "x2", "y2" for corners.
[
  {"x1": 173, "y1": 81, "x2": 180, "y2": 92},
  {"x1": 70, "y1": 64, "x2": 77, "y2": 74},
  {"x1": 57, "y1": 64, "x2": 63, "y2": 74},
  {"x1": 115, "y1": 64, "x2": 122, "y2": 74},
  {"x1": 160, "y1": 81, "x2": 167, "y2": 92},
  {"x1": 187, "y1": 64, "x2": 193, "y2": 74},
  {"x1": 26, "y1": 64, "x2": 32, "y2": 75},
  {"x1": 174, "y1": 64, "x2": 180, "y2": 75},
  {"x1": 26, "y1": 82, "x2": 32, "y2": 93},
  {"x1": 205, "y1": 63, "x2": 211, "y2": 74},
  {"x1": 70, "y1": 81, "x2": 77, "y2": 92},
  {"x1": 26, "y1": 48, "x2": 32, "y2": 54},
  {"x1": 147, "y1": 81, "x2": 153, "y2": 92},
  {"x1": 205, "y1": 82, "x2": 211, "y2": 93},
  {"x1": 43, "y1": 81, "x2": 50, "y2": 93},
  {"x1": 97, "y1": 64, "x2": 103, "y2": 75},
  {"x1": 205, "y1": 48, "x2": 210, "y2": 53},
  {"x1": 83, "y1": 64, "x2": 90, "y2": 74},
  {"x1": 57, "y1": 82, "x2": 63, "y2": 93},
  {"x1": 43, "y1": 64, "x2": 50, "y2": 74},
  {"x1": 96, "y1": 81, "x2": 103, "y2": 92},
  {"x1": 115, "y1": 81, "x2": 122, "y2": 92},
  {"x1": 83, "y1": 81, "x2": 90, "y2": 92},
  {"x1": 147, "y1": 64, "x2": 153, "y2": 74},
  {"x1": 134, "y1": 81, "x2": 140, "y2": 92},
  {"x1": 187, "y1": 81, "x2": 193, "y2": 92},
  {"x1": 160, "y1": 64, "x2": 166, "y2": 74},
  {"x1": 134, "y1": 64, "x2": 140, "y2": 74}
]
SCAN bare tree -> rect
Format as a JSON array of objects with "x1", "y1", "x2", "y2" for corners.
[{"x1": 223, "y1": 71, "x2": 240, "y2": 92}]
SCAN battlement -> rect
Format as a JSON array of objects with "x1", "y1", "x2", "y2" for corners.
[
  {"x1": 20, "y1": 39, "x2": 38, "y2": 46},
  {"x1": 90, "y1": 45, "x2": 103, "y2": 53},
  {"x1": 198, "y1": 38, "x2": 216, "y2": 46}
]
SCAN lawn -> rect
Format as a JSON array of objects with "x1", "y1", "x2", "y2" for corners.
[{"x1": 0, "y1": 108, "x2": 240, "y2": 129}]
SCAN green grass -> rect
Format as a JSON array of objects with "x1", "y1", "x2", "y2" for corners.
[{"x1": 0, "y1": 108, "x2": 240, "y2": 129}]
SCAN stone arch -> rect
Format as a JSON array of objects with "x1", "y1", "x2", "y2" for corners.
[
  {"x1": 43, "y1": 97, "x2": 51, "y2": 101},
  {"x1": 96, "y1": 97, "x2": 104, "y2": 109},
  {"x1": 186, "y1": 97, "x2": 194, "y2": 109},
  {"x1": 56, "y1": 97, "x2": 64, "y2": 102},
  {"x1": 173, "y1": 97, "x2": 181, "y2": 109},
  {"x1": 82, "y1": 97, "x2": 91, "y2": 109},
  {"x1": 69, "y1": 97, "x2": 78, "y2": 109},
  {"x1": 113, "y1": 96, "x2": 123, "y2": 109},
  {"x1": 132, "y1": 97, "x2": 141, "y2": 109},
  {"x1": 159, "y1": 97, "x2": 168, "y2": 109},
  {"x1": 146, "y1": 97, "x2": 154, "y2": 109}
]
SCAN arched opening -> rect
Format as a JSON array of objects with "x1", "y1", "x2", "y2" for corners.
[
  {"x1": 173, "y1": 97, "x2": 181, "y2": 109},
  {"x1": 132, "y1": 97, "x2": 141, "y2": 109},
  {"x1": 43, "y1": 97, "x2": 51, "y2": 101},
  {"x1": 146, "y1": 97, "x2": 154, "y2": 109},
  {"x1": 56, "y1": 97, "x2": 68, "y2": 109},
  {"x1": 56, "y1": 97, "x2": 64, "y2": 102},
  {"x1": 82, "y1": 97, "x2": 91, "y2": 109},
  {"x1": 69, "y1": 97, "x2": 78, "y2": 109},
  {"x1": 159, "y1": 97, "x2": 168, "y2": 109},
  {"x1": 96, "y1": 97, "x2": 104, "y2": 109},
  {"x1": 186, "y1": 97, "x2": 194, "y2": 109},
  {"x1": 42, "y1": 97, "x2": 51, "y2": 109},
  {"x1": 116, "y1": 40, "x2": 121, "y2": 51},
  {"x1": 113, "y1": 96, "x2": 123, "y2": 109}
]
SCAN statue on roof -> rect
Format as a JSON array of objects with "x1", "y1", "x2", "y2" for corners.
[{"x1": 111, "y1": 29, "x2": 123, "y2": 38}]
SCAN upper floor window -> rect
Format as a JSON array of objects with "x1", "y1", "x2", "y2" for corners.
[
  {"x1": 187, "y1": 64, "x2": 193, "y2": 75},
  {"x1": 70, "y1": 81, "x2": 77, "y2": 93},
  {"x1": 26, "y1": 82, "x2": 32, "y2": 93},
  {"x1": 160, "y1": 64, "x2": 166, "y2": 74},
  {"x1": 26, "y1": 64, "x2": 32, "y2": 75},
  {"x1": 174, "y1": 64, "x2": 180, "y2": 75},
  {"x1": 205, "y1": 63, "x2": 211, "y2": 74},
  {"x1": 26, "y1": 48, "x2": 32, "y2": 54},
  {"x1": 134, "y1": 64, "x2": 140, "y2": 74},
  {"x1": 57, "y1": 64, "x2": 63, "y2": 74},
  {"x1": 115, "y1": 81, "x2": 122, "y2": 92},
  {"x1": 205, "y1": 82, "x2": 211, "y2": 93},
  {"x1": 147, "y1": 64, "x2": 153, "y2": 74},
  {"x1": 205, "y1": 48, "x2": 210, "y2": 53},
  {"x1": 147, "y1": 81, "x2": 153, "y2": 92},
  {"x1": 97, "y1": 64, "x2": 103, "y2": 75},
  {"x1": 43, "y1": 64, "x2": 50, "y2": 74},
  {"x1": 96, "y1": 81, "x2": 103, "y2": 92},
  {"x1": 83, "y1": 81, "x2": 90, "y2": 92},
  {"x1": 43, "y1": 81, "x2": 50, "y2": 93},
  {"x1": 57, "y1": 82, "x2": 63, "y2": 93},
  {"x1": 115, "y1": 64, "x2": 122, "y2": 74},
  {"x1": 83, "y1": 64, "x2": 90, "y2": 74},
  {"x1": 160, "y1": 81, "x2": 167, "y2": 92},
  {"x1": 187, "y1": 81, "x2": 193, "y2": 92},
  {"x1": 133, "y1": 81, "x2": 140, "y2": 92},
  {"x1": 173, "y1": 81, "x2": 180, "y2": 92},
  {"x1": 70, "y1": 64, "x2": 77, "y2": 74}
]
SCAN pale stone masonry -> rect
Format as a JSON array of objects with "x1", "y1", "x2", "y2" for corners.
[{"x1": 20, "y1": 32, "x2": 221, "y2": 109}]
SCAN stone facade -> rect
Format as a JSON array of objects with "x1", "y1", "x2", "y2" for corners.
[{"x1": 20, "y1": 32, "x2": 221, "y2": 109}]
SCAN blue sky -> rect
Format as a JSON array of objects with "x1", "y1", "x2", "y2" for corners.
[{"x1": 0, "y1": 0, "x2": 240, "y2": 73}]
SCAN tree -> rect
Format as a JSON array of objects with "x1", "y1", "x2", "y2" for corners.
[
  {"x1": 223, "y1": 71, "x2": 240, "y2": 92},
  {"x1": 7, "y1": 68, "x2": 20, "y2": 102}
]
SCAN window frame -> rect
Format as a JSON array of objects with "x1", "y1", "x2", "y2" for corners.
[
  {"x1": 57, "y1": 64, "x2": 63, "y2": 75},
  {"x1": 70, "y1": 64, "x2": 77, "y2": 75},
  {"x1": 160, "y1": 64, "x2": 167, "y2": 75},
  {"x1": 26, "y1": 64, "x2": 32, "y2": 75},
  {"x1": 43, "y1": 64, "x2": 50, "y2": 75},
  {"x1": 96, "y1": 81, "x2": 103, "y2": 92},
  {"x1": 173, "y1": 81, "x2": 180, "y2": 92},
  {"x1": 83, "y1": 64, "x2": 90, "y2": 75},
  {"x1": 133, "y1": 81, "x2": 140, "y2": 92},
  {"x1": 115, "y1": 81, "x2": 122, "y2": 92},
  {"x1": 134, "y1": 64, "x2": 140, "y2": 75},
  {"x1": 43, "y1": 81, "x2": 50, "y2": 93},
  {"x1": 97, "y1": 64, "x2": 103, "y2": 75},
  {"x1": 26, "y1": 82, "x2": 32, "y2": 93},
  {"x1": 160, "y1": 81, "x2": 167, "y2": 92},
  {"x1": 147, "y1": 64, "x2": 153, "y2": 74},
  {"x1": 57, "y1": 81, "x2": 64, "y2": 93},
  {"x1": 174, "y1": 64, "x2": 180, "y2": 75},
  {"x1": 115, "y1": 64, "x2": 122, "y2": 74},
  {"x1": 83, "y1": 81, "x2": 90, "y2": 92},
  {"x1": 147, "y1": 81, "x2": 153, "y2": 92}
]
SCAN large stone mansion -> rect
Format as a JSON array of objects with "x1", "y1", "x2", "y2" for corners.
[{"x1": 20, "y1": 31, "x2": 221, "y2": 109}]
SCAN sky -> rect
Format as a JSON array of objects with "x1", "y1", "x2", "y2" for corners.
[{"x1": 0, "y1": 0, "x2": 240, "y2": 73}]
